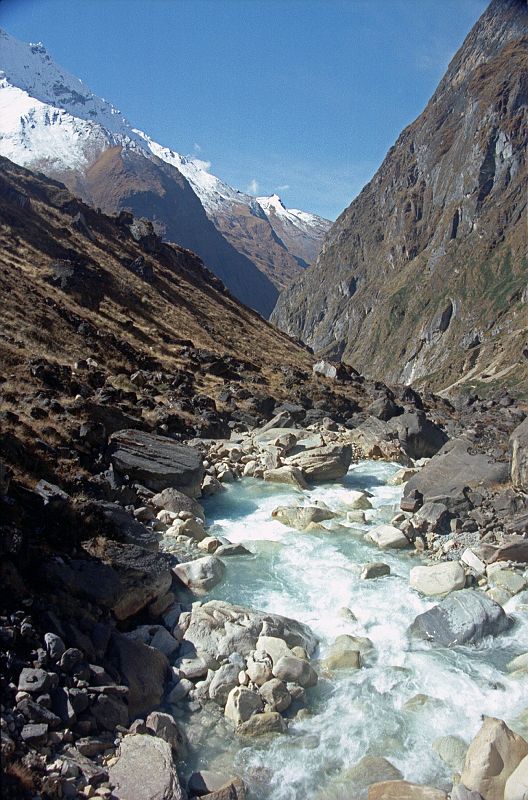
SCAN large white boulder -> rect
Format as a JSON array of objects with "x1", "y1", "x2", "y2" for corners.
[
  {"x1": 410, "y1": 561, "x2": 466, "y2": 597},
  {"x1": 367, "y1": 525, "x2": 409, "y2": 550},
  {"x1": 461, "y1": 717, "x2": 528, "y2": 800}
]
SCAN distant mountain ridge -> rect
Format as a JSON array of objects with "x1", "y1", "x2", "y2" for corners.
[
  {"x1": 272, "y1": 0, "x2": 528, "y2": 394},
  {"x1": 0, "y1": 29, "x2": 331, "y2": 315}
]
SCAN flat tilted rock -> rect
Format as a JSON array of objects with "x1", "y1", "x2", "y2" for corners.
[
  {"x1": 109, "y1": 733, "x2": 184, "y2": 800},
  {"x1": 108, "y1": 429, "x2": 204, "y2": 497},
  {"x1": 409, "y1": 561, "x2": 466, "y2": 597},
  {"x1": 368, "y1": 781, "x2": 447, "y2": 800},
  {"x1": 403, "y1": 438, "x2": 510, "y2": 512},
  {"x1": 409, "y1": 589, "x2": 512, "y2": 647},
  {"x1": 284, "y1": 443, "x2": 352, "y2": 481}
]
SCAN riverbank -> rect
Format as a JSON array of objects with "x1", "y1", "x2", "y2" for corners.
[{"x1": 2, "y1": 401, "x2": 528, "y2": 799}]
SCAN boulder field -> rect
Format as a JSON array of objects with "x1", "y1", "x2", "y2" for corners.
[{"x1": 1, "y1": 381, "x2": 527, "y2": 798}]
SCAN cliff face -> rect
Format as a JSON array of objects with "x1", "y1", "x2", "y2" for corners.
[{"x1": 272, "y1": 0, "x2": 528, "y2": 394}]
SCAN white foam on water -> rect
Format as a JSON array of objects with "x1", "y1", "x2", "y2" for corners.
[{"x1": 197, "y1": 461, "x2": 528, "y2": 799}]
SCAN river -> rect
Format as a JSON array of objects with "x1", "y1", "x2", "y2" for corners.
[{"x1": 182, "y1": 460, "x2": 528, "y2": 799}]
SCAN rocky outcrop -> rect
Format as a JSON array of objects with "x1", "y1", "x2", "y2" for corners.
[
  {"x1": 511, "y1": 417, "x2": 528, "y2": 490},
  {"x1": 272, "y1": 0, "x2": 528, "y2": 393}
]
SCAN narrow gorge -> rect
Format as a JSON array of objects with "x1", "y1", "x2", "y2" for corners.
[{"x1": 1, "y1": 2, "x2": 527, "y2": 799}]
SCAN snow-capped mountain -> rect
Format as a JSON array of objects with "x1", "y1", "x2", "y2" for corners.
[{"x1": 0, "y1": 29, "x2": 330, "y2": 310}]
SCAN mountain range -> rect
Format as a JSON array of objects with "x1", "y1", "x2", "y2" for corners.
[
  {"x1": 0, "y1": 28, "x2": 331, "y2": 317},
  {"x1": 272, "y1": 0, "x2": 528, "y2": 394}
]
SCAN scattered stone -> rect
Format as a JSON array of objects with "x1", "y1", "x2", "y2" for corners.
[
  {"x1": 273, "y1": 655, "x2": 318, "y2": 687},
  {"x1": 361, "y1": 562, "x2": 390, "y2": 580},
  {"x1": 237, "y1": 710, "x2": 287, "y2": 736},
  {"x1": 259, "y1": 678, "x2": 291, "y2": 712},
  {"x1": 145, "y1": 711, "x2": 186, "y2": 758},
  {"x1": 367, "y1": 525, "x2": 409, "y2": 550},
  {"x1": 323, "y1": 635, "x2": 361, "y2": 670},
  {"x1": 173, "y1": 556, "x2": 226, "y2": 593},
  {"x1": 224, "y1": 686, "x2": 263, "y2": 725}
]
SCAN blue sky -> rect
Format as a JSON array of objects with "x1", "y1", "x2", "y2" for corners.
[{"x1": 1, "y1": 0, "x2": 487, "y2": 219}]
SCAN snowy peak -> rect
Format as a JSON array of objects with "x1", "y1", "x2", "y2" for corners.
[
  {"x1": 257, "y1": 193, "x2": 330, "y2": 236},
  {"x1": 0, "y1": 29, "x2": 133, "y2": 136}
]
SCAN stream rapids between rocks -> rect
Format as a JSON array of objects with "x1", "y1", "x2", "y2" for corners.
[{"x1": 176, "y1": 461, "x2": 528, "y2": 800}]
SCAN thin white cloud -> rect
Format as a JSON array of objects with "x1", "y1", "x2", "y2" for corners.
[
  {"x1": 193, "y1": 142, "x2": 202, "y2": 152},
  {"x1": 276, "y1": 184, "x2": 290, "y2": 191},
  {"x1": 246, "y1": 178, "x2": 259, "y2": 194}
]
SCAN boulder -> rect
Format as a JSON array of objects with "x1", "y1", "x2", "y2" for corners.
[
  {"x1": 450, "y1": 787, "x2": 483, "y2": 800},
  {"x1": 108, "y1": 633, "x2": 169, "y2": 717},
  {"x1": 511, "y1": 417, "x2": 528, "y2": 490},
  {"x1": 109, "y1": 734, "x2": 184, "y2": 800},
  {"x1": 461, "y1": 717, "x2": 528, "y2": 800},
  {"x1": 411, "y1": 502, "x2": 452, "y2": 536},
  {"x1": 388, "y1": 468, "x2": 419, "y2": 486},
  {"x1": 181, "y1": 601, "x2": 317, "y2": 668},
  {"x1": 323, "y1": 635, "x2": 361, "y2": 670},
  {"x1": 504, "y1": 755, "x2": 528, "y2": 800},
  {"x1": 386, "y1": 411, "x2": 448, "y2": 459},
  {"x1": 272, "y1": 655, "x2": 318, "y2": 688},
  {"x1": 367, "y1": 525, "x2": 409, "y2": 550},
  {"x1": 403, "y1": 439, "x2": 509, "y2": 513},
  {"x1": 343, "y1": 756, "x2": 403, "y2": 800},
  {"x1": 188, "y1": 772, "x2": 245, "y2": 798},
  {"x1": 349, "y1": 417, "x2": 413, "y2": 466},
  {"x1": 432, "y1": 735, "x2": 468, "y2": 772},
  {"x1": 368, "y1": 782, "x2": 447, "y2": 800},
  {"x1": 151, "y1": 487, "x2": 205, "y2": 520},
  {"x1": 259, "y1": 678, "x2": 291, "y2": 712},
  {"x1": 125, "y1": 625, "x2": 180, "y2": 657},
  {"x1": 145, "y1": 711, "x2": 186, "y2": 758},
  {"x1": 345, "y1": 490, "x2": 373, "y2": 510},
  {"x1": 44, "y1": 538, "x2": 172, "y2": 621},
  {"x1": 209, "y1": 663, "x2": 240, "y2": 706},
  {"x1": 173, "y1": 556, "x2": 225, "y2": 593},
  {"x1": 256, "y1": 635, "x2": 294, "y2": 666},
  {"x1": 409, "y1": 590, "x2": 512, "y2": 646},
  {"x1": 361, "y1": 562, "x2": 390, "y2": 580},
  {"x1": 409, "y1": 562, "x2": 466, "y2": 597},
  {"x1": 108, "y1": 429, "x2": 204, "y2": 497},
  {"x1": 224, "y1": 686, "x2": 263, "y2": 725},
  {"x1": 263, "y1": 466, "x2": 309, "y2": 490},
  {"x1": 272, "y1": 504, "x2": 336, "y2": 530},
  {"x1": 92, "y1": 501, "x2": 159, "y2": 550},
  {"x1": 284, "y1": 444, "x2": 352, "y2": 481},
  {"x1": 237, "y1": 711, "x2": 286, "y2": 736}
]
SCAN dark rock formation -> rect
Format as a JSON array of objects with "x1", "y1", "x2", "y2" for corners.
[{"x1": 272, "y1": 0, "x2": 528, "y2": 393}]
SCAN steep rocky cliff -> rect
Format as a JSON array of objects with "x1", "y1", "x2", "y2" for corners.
[{"x1": 272, "y1": 0, "x2": 528, "y2": 394}]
